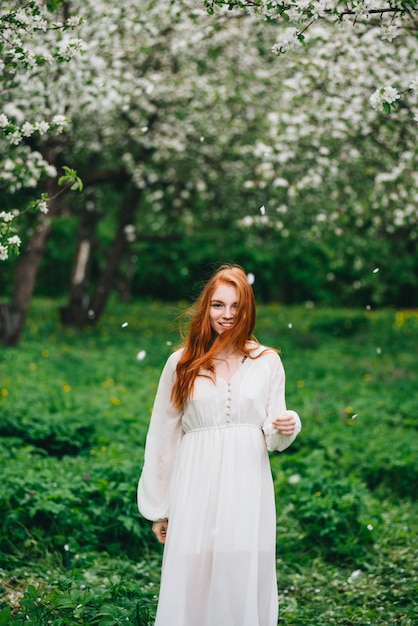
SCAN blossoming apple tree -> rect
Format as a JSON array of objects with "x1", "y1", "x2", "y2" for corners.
[
  {"x1": 202, "y1": 0, "x2": 418, "y2": 303},
  {"x1": 1, "y1": 0, "x2": 417, "y2": 344},
  {"x1": 0, "y1": 0, "x2": 85, "y2": 259},
  {"x1": 0, "y1": 0, "x2": 291, "y2": 342}
]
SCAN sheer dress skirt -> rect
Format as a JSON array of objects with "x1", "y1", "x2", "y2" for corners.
[{"x1": 154, "y1": 424, "x2": 279, "y2": 626}]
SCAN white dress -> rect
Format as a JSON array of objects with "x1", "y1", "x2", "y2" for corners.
[{"x1": 137, "y1": 345, "x2": 301, "y2": 626}]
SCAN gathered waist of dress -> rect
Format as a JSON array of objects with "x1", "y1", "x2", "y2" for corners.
[{"x1": 183, "y1": 423, "x2": 262, "y2": 435}]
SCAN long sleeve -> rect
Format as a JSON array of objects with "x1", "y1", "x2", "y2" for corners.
[
  {"x1": 137, "y1": 351, "x2": 184, "y2": 521},
  {"x1": 262, "y1": 352, "x2": 302, "y2": 452}
]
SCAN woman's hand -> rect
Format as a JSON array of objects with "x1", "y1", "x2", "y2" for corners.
[
  {"x1": 272, "y1": 410, "x2": 298, "y2": 435},
  {"x1": 152, "y1": 519, "x2": 168, "y2": 544}
]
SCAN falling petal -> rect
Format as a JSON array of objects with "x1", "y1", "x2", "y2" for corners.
[
  {"x1": 121, "y1": 322, "x2": 128, "y2": 328},
  {"x1": 247, "y1": 273, "x2": 255, "y2": 285},
  {"x1": 376, "y1": 347, "x2": 382, "y2": 354},
  {"x1": 259, "y1": 205, "x2": 266, "y2": 215},
  {"x1": 366, "y1": 305, "x2": 371, "y2": 310},
  {"x1": 88, "y1": 309, "x2": 95, "y2": 319},
  {"x1": 200, "y1": 136, "x2": 205, "y2": 142},
  {"x1": 348, "y1": 569, "x2": 362, "y2": 584},
  {"x1": 367, "y1": 524, "x2": 374, "y2": 531},
  {"x1": 141, "y1": 126, "x2": 148, "y2": 133},
  {"x1": 351, "y1": 414, "x2": 358, "y2": 420},
  {"x1": 136, "y1": 350, "x2": 147, "y2": 361},
  {"x1": 288, "y1": 323, "x2": 293, "y2": 329},
  {"x1": 166, "y1": 341, "x2": 172, "y2": 346},
  {"x1": 373, "y1": 267, "x2": 380, "y2": 273}
]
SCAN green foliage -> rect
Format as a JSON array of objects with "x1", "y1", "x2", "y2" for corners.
[
  {"x1": 1, "y1": 574, "x2": 156, "y2": 625},
  {"x1": 3, "y1": 194, "x2": 418, "y2": 308},
  {"x1": 0, "y1": 299, "x2": 417, "y2": 624},
  {"x1": 0, "y1": 440, "x2": 152, "y2": 567},
  {"x1": 282, "y1": 450, "x2": 380, "y2": 562},
  {"x1": 58, "y1": 167, "x2": 83, "y2": 193},
  {"x1": 0, "y1": 408, "x2": 95, "y2": 456}
]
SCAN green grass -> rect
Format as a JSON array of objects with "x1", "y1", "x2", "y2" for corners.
[{"x1": 0, "y1": 298, "x2": 417, "y2": 625}]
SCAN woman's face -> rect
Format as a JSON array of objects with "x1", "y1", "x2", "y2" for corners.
[{"x1": 209, "y1": 283, "x2": 239, "y2": 335}]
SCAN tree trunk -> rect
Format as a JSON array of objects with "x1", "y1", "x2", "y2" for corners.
[
  {"x1": 1, "y1": 185, "x2": 56, "y2": 346},
  {"x1": 60, "y1": 185, "x2": 141, "y2": 327},
  {"x1": 89, "y1": 186, "x2": 141, "y2": 322},
  {"x1": 59, "y1": 199, "x2": 99, "y2": 327}
]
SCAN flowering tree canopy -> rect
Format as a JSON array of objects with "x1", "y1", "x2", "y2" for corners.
[
  {"x1": 1, "y1": 0, "x2": 292, "y2": 340},
  {"x1": 199, "y1": 0, "x2": 418, "y2": 301},
  {"x1": 0, "y1": 0, "x2": 84, "y2": 260},
  {"x1": 205, "y1": 0, "x2": 418, "y2": 113},
  {"x1": 1, "y1": 0, "x2": 417, "y2": 337}
]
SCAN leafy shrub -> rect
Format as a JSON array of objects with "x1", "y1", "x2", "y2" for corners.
[
  {"x1": 282, "y1": 450, "x2": 381, "y2": 563},
  {"x1": 307, "y1": 310, "x2": 370, "y2": 337},
  {"x1": 0, "y1": 409, "x2": 96, "y2": 457},
  {"x1": 0, "y1": 574, "x2": 157, "y2": 625},
  {"x1": 356, "y1": 438, "x2": 418, "y2": 500},
  {"x1": 0, "y1": 442, "x2": 153, "y2": 567}
]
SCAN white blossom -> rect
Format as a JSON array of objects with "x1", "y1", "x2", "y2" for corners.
[
  {"x1": 52, "y1": 115, "x2": 68, "y2": 131},
  {"x1": 271, "y1": 28, "x2": 302, "y2": 55},
  {"x1": 380, "y1": 23, "x2": 399, "y2": 43},
  {"x1": 8, "y1": 235, "x2": 22, "y2": 247},
  {"x1": 239, "y1": 216, "x2": 255, "y2": 227},
  {"x1": 45, "y1": 164, "x2": 58, "y2": 178},
  {"x1": 382, "y1": 86, "x2": 400, "y2": 104},
  {"x1": 15, "y1": 10, "x2": 31, "y2": 26},
  {"x1": 124, "y1": 224, "x2": 136, "y2": 241},
  {"x1": 67, "y1": 16, "x2": 83, "y2": 27},
  {"x1": 34, "y1": 121, "x2": 50, "y2": 135},
  {"x1": 21, "y1": 122, "x2": 34, "y2": 137},
  {"x1": 369, "y1": 90, "x2": 384, "y2": 110},
  {"x1": 0, "y1": 245, "x2": 8, "y2": 261},
  {"x1": 409, "y1": 76, "x2": 418, "y2": 91},
  {"x1": 38, "y1": 200, "x2": 49, "y2": 214},
  {"x1": 370, "y1": 86, "x2": 400, "y2": 110},
  {"x1": 0, "y1": 212, "x2": 15, "y2": 223},
  {"x1": 9, "y1": 131, "x2": 23, "y2": 145}
]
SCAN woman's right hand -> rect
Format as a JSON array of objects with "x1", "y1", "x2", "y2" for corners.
[{"x1": 152, "y1": 519, "x2": 168, "y2": 544}]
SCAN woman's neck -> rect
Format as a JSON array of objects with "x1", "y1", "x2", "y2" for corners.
[{"x1": 215, "y1": 347, "x2": 241, "y2": 359}]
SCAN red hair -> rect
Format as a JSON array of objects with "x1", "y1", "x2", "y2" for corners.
[{"x1": 171, "y1": 264, "x2": 258, "y2": 408}]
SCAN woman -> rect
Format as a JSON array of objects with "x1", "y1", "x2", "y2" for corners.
[{"x1": 137, "y1": 264, "x2": 301, "y2": 626}]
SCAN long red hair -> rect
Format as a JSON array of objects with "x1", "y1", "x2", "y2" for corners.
[{"x1": 171, "y1": 264, "x2": 258, "y2": 408}]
